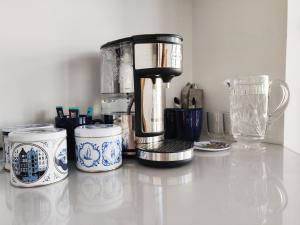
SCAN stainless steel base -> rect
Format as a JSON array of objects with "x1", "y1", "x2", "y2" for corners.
[
  {"x1": 137, "y1": 148, "x2": 193, "y2": 162},
  {"x1": 136, "y1": 140, "x2": 194, "y2": 167},
  {"x1": 136, "y1": 135, "x2": 164, "y2": 144}
]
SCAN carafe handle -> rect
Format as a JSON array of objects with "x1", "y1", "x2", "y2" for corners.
[{"x1": 268, "y1": 79, "x2": 290, "y2": 125}]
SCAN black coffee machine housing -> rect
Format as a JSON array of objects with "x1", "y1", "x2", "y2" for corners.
[{"x1": 100, "y1": 34, "x2": 193, "y2": 166}]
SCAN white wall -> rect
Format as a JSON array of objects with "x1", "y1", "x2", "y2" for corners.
[
  {"x1": 0, "y1": 0, "x2": 193, "y2": 141},
  {"x1": 284, "y1": 0, "x2": 300, "y2": 153},
  {"x1": 0, "y1": 0, "x2": 290, "y2": 146},
  {"x1": 192, "y1": 0, "x2": 287, "y2": 144}
]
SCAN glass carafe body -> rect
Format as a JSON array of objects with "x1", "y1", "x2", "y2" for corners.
[{"x1": 226, "y1": 75, "x2": 289, "y2": 143}]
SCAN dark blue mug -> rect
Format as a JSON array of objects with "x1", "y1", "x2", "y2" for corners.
[
  {"x1": 165, "y1": 108, "x2": 203, "y2": 141},
  {"x1": 176, "y1": 108, "x2": 203, "y2": 141}
]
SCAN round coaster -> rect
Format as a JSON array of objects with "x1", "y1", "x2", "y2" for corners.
[{"x1": 194, "y1": 141, "x2": 231, "y2": 152}]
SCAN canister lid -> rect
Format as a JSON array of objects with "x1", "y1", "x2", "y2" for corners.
[
  {"x1": 9, "y1": 128, "x2": 66, "y2": 142},
  {"x1": 2, "y1": 123, "x2": 54, "y2": 135},
  {"x1": 75, "y1": 124, "x2": 121, "y2": 138}
]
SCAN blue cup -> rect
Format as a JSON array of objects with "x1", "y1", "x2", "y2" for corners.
[
  {"x1": 176, "y1": 108, "x2": 203, "y2": 141},
  {"x1": 165, "y1": 108, "x2": 203, "y2": 141}
]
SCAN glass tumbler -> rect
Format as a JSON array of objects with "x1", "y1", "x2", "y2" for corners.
[{"x1": 207, "y1": 112, "x2": 225, "y2": 140}]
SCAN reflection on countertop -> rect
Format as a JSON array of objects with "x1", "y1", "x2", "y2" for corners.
[{"x1": 1, "y1": 143, "x2": 300, "y2": 225}]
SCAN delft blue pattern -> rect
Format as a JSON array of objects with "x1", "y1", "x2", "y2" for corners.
[
  {"x1": 77, "y1": 142, "x2": 101, "y2": 168},
  {"x1": 115, "y1": 139, "x2": 122, "y2": 164},
  {"x1": 55, "y1": 148, "x2": 68, "y2": 173},
  {"x1": 12, "y1": 146, "x2": 48, "y2": 184},
  {"x1": 102, "y1": 139, "x2": 122, "y2": 166}
]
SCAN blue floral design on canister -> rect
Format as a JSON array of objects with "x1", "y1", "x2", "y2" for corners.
[
  {"x1": 102, "y1": 139, "x2": 122, "y2": 166},
  {"x1": 77, "y1": 142, "x2": 101, "y2": 168}
]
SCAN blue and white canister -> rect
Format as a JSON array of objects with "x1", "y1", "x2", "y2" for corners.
[
  {"x1": 8, "y1": 128, "x2": 68, "y2": 187},
  {"x1": 75, "y1": 124, "x2": 122, "y2": 172},
  {"x1": 2, "y1": 123, "x2": 54, "y2": 171}
]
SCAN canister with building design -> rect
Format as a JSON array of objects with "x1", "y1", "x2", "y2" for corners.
[
  {"x1": 74, "y1": 124, "x2": 122, "y2": 172},
  {"x1": 2, "y1": 123, "x2": 54, "y2": 171},
  {"x1": 8, "y1": 128, "x2": 67, "y2": 187}
]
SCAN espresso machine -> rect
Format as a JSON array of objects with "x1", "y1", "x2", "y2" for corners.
[{"x1": 100, "y1": 34, "x2": 193, "y2": 166}]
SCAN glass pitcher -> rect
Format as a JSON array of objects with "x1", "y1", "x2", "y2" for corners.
[{"x1": 225, "y1": 75, "x2": 289, "y2": 143}]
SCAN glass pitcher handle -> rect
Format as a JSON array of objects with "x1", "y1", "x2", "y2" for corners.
[{"x1": 268, "y1": 79, "x2": 290, "y2": 125}]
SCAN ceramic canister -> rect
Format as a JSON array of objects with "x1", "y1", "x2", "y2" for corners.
[
  {"x1": 2, "y1": 123, "x2": 54, "y2": 171},
  {"x1": 75, "y1": 124, "x2": 122, "y2": 172},
  {"x1": 8, "y1": 128, "x2": 68, "y2": 187}
]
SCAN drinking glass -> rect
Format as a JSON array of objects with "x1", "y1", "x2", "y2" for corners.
[{"x1": 207, "y1": 112, "x2": 225, "y2": 140}]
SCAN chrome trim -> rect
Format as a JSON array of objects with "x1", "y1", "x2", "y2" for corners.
[
  {"x1": 134, "y1": 43, "x2": 182, "y2": 69},
  {"x1": 140, "y1": 78, "x2": 164, "y2": 134},
  {"x1": 136, "y1": 135, "x2": 164, "y2": 144},
  {"x1": 137, "y1": 148, "x2": 194, "y2": 162}
]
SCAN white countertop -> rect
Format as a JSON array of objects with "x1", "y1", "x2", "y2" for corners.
[{"x1": 1, "y1": 143, "x2": 300, "y2": 225}]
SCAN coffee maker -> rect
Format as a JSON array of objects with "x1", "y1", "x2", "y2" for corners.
[{"x1": 100, "y1": 34, "x2": 193, "y2": 166}]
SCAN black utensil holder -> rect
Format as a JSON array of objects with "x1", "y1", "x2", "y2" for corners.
[{"x1": 55, "y1": 115, "x2": 96, "y2": 160}]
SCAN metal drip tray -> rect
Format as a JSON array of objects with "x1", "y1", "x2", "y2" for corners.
[{"x1": 137, "y1": 140, "x2": 194, "y2": 167}]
